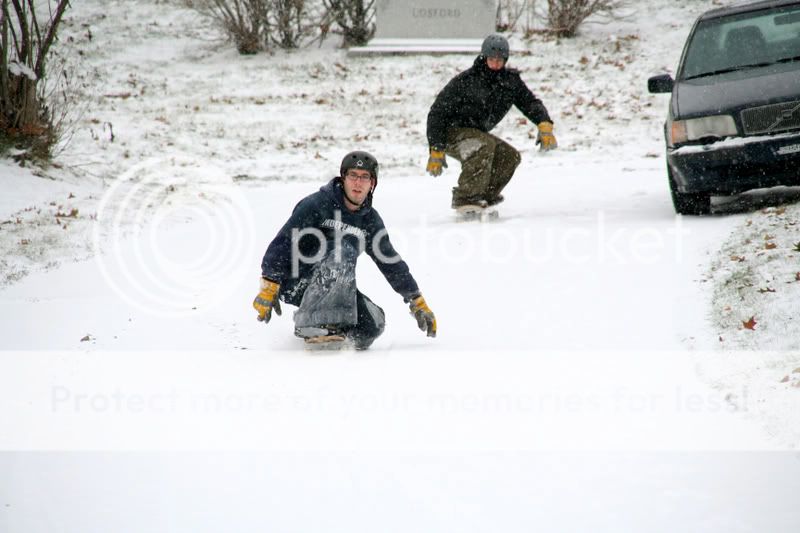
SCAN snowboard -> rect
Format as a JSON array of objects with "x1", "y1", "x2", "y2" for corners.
[
  {"x1": 454, "y1": 204, "x2": 499, "y2": 222},
  {"x1": 303, "y1": 334, "x2": 349, "y2": 351}
]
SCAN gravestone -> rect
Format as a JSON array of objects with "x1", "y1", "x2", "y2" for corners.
[{"x1": 348, "y1": 0, "x2": 497, "y2": 56}]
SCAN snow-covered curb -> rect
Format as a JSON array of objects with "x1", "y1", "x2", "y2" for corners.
[{"x1": 704, "y1": 202, "x2": 800, "y2": 447}]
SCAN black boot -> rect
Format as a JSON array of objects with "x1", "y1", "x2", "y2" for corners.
[{"x1": 485, "y1": 194, "x2": 504, "y2": 207}]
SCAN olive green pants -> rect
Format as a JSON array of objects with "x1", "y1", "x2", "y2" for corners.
[{"x1": 445, "y1": 128, "x2": 521, "y2": 206}]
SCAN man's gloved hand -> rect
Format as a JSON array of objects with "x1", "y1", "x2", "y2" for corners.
[
  {"x1": 426, "y1": 149, "x2": 448, "y2": 177},
  {"x1": 409, "y1": 295, "x2": 437, "y2": 337},
  {"x1": 536, "y1": 121, "x2": 558, "y2": 151},
  {"x1": 253, "y1": 277, "x2": 282, "y2": 323}
]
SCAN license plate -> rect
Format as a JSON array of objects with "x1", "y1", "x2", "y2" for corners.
[{"x1": 776, "y1": 143, "x2": 800, "y2": 155}]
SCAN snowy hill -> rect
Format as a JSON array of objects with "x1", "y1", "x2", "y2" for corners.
[{"x1": 2, "y1": 0, "x2": 800, "y2": 531}]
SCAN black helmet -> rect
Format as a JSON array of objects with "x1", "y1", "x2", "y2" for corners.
[
  {"x1": 481, "y1": 33, "x2": 509, "y2": 60},
  {"x1": 340, "y1": 150, "x2": 379, "y2": 181}
]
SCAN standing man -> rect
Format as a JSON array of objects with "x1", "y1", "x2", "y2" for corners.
[
  {"x1": 426, "y1": 33, "x2": 557, "y2": 212},
  {"x1": 253, "y1": 151, "x2": 437, "y2": 349}
]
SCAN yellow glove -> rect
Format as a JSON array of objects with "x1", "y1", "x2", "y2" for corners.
[
  {"x1": 253, "y1": 277, "x2": 282, "y2": 323},
  {"x1": 536, "y1": 121, "x2": 557, "y2": 151},
  {"x1": 409, "y1": 295, "x2": 437, "y2": 338},
  {"x1": 426, "y1": 149, "x2": 447, "y2": 177}
]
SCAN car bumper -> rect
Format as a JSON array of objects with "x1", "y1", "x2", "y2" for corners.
[{"x1": 668, "y1": 131, "x2": 800, "y2": 194}]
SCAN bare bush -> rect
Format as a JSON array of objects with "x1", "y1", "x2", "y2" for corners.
[
  {"x1": 1, "y1": 0, "x2": 71, "y2": 160},
  {"x1": 323, "y1": 0, "x2": 374, "y2": 47},
  {"x1": 39, "y1": 51, "x2": 89, "y2": 159},
  {"x1": 189, "y1": 0, "x2": 327, "y2": 52},
  {"x1": 545, "y1": 0, "x2": 629, "y2": 38},
  {"x1": 189, "y1": 0, "x2": 270, "y2": 54},
  {"x1": 270, "y1": 0, "x2": 311, "y2": 49},
  {"x1": 496, "y1": 0, "x2": 536, "y2": 34}
]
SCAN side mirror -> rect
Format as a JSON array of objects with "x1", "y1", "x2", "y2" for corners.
[{"x1": 648, "y1": 74, "x2": 674, "y2": 94}]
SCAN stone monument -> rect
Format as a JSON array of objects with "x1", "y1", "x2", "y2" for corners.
[{"x1": 348, "y1": 0, "x2": 497, "y2": 56}]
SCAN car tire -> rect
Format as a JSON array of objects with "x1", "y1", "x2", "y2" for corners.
[{"x1": 668, "y1": 165, "x2": 711, "y2": 215}]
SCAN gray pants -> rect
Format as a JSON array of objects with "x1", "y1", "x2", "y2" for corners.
[
  {"x1": 445, "y1": 128, "x2": 521, "y2": 206},
  {"x1": 292, "y1": 245, "x2": 385, "y2": 349}
]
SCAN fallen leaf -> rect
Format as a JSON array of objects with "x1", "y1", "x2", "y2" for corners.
[
  {"x1": 781, "y1": 375, "x2": 790, "y2": 383},
  {"x1": 55, "y1": 208, "x2": 78, "y2": 218},
  {"x1": 742, "y1": 316, "x2": 757, "y2": 330},
  {"x1": 80, "y1": 335, "x2": 91, "y2": 342},
  {"x1": 758, "y1": 287, "x2": 776, "y2": 293},
  {"x1": 765, "y1": 242, "x2": 777, "y2": 250}
]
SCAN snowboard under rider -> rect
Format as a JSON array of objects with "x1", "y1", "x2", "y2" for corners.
[
  {"x1": 253, "y1": 151, "x2": 437, "y2": 349},
  {"x1": 426, "y1": 33, "x2": 558, "y2": 210}
]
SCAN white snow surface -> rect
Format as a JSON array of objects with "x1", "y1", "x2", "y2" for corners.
[{"x1": 2, "y1": 0, "x2": 800, "y2": 531}]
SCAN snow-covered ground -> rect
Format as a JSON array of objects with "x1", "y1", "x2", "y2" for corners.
[{"x1": 2, "y1": 0, "x2": 800, "y2": 531}]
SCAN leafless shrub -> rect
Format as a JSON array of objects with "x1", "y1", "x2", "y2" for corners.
[
  {"x1": 188, "y1": 0, "x2": 270, "y2": 54},
  {"x1": 323, "y1": 0, "x2": 374, "y2": 47},
  {"x1": 496, "y1": 0, "x2": 537, "y2": 34},
  {"x1": 544, "y1": 0, "x2": 630, "y2": 38},
  {"x1": 270, "y1": 0, "x2": 310, "y2": 49},
  {"x1": 189, "y1": 0, "x2": 327, "y2": 52},
  {"x1": 0, "y1": 0, "x2": 71, "y2": 161},
  {"x1": 40, "y1": 51, "x2": 89, "y2": 159}
]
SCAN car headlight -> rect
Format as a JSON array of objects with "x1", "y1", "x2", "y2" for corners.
[{"x1": 668, "y1": 115, "x2": 737, "y2": 146}]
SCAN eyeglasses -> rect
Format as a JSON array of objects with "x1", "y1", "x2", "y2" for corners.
[{"x1": 345, "y1": 171, "x2": 373, "y2": 183}]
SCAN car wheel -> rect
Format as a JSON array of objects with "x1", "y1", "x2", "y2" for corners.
[{"x1": 668, "y1": 165, "x2": 711, "y2": 215}]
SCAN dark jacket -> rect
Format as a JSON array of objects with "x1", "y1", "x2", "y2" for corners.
[
  {"x1": 261, "y1": 178, "x2": 420, "y2": 304},
  {"x1": 426, "y1": 56, "x2": 552, "y2": 150}
]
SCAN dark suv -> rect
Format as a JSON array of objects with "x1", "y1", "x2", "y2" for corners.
[{"x1": 649, "y1": 0, "x2": 800, "y2": 215}]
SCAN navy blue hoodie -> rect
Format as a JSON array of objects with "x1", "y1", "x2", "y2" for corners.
[{"x1": 261, "y1": 178, "x2": 420, "y2": 304}]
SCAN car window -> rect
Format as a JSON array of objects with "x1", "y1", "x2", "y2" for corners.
[{"x1": 680, "y1": 5, "x2": 800, "y2": 80}]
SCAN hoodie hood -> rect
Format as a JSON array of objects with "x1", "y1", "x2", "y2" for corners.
[{"x1": 320, "y1": 177, "x2": 373, "y2": 214}]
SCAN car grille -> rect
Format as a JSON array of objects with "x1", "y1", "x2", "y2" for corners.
[{"x1": 741, "y1": 100, "x2": 800, "y2": 135}]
